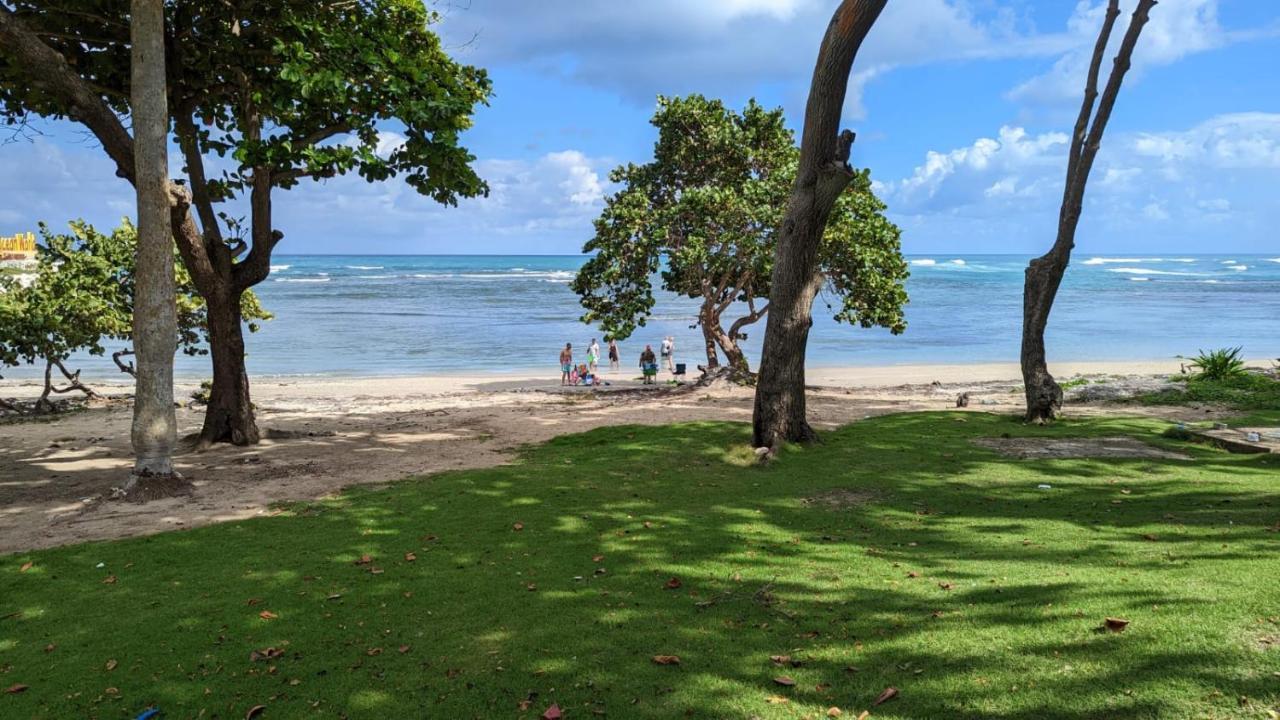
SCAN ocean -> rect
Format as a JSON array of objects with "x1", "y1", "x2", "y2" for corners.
[{"x1": 6, "y1": 254, "x2": 1280, "y2": 380}]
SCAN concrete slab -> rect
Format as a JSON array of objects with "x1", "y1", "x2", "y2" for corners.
[{"x1": 1190, "y1": 427, "x2": 1280, "y2": 454}]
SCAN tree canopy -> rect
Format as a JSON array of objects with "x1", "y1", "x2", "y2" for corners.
[
  {"x1": 0, "y1": 0, "x2": 491, "y2": 444},
  {"x1": 0, "y1": 220, "x2": 269, "y2": 410},
  {"x1": 572, "y1": 94, "x2": 907, "y2": 373}
]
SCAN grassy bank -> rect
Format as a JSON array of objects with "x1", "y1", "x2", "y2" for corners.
[
  {"x1": 3, "y1": 412, "x2": 1278, "y2": 718},
  {"x1": 1137, "y1": 372, "x2": 1280, "y2": 411}
]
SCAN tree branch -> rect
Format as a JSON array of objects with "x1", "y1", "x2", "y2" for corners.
[{"x1": 0, "y1": 7, "x2": 134, "y2": 181}]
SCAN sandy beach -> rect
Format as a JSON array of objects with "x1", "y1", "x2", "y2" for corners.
[{"x1": 0, "y1": 358, "x2": 1239, "y2": 554}]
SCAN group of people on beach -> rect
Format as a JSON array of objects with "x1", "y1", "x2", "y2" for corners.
[{"x1": 559, "y1": 336, "x2": 677, "y2": 386}]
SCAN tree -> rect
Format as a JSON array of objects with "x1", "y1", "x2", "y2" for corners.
[
  {"x1": 752, "y1": 0, "x2": 887, "y2": 450},
  {"x1": 129, "y1": 0, "x2": 179, "y2": 485},
  {"x1": 1021, "y1": 0, "x2": 1155, "y2": 424},
  {"x1": 573, "y1": 95, "x2": 906, "y2": 376},
  {"x1": 0, "y1": 0, "x2": 490, "y2": 446},
  {"x1": 0, "y1": 220, "x2": 270, "y2": 412}
]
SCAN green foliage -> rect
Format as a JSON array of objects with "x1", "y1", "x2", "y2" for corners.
[
  {"x1": 0, "y1": 220, "x2": 269, "y2": 375},
  {"x1": 1181, "y1": 346, "x2": 1248, "y2": 381},
  {"x1": 572, "y1": 95, "x2": 907, "y2": 367},
  {"x1": 1139, "y1": 371, "x2": 1280, "y2": 410},
  {"x1": 0, "y1": 0, "x2": 490, "y2": 227},
  {"x1": 3, "y1": 413, "x2": 1277, "y2": 717}
]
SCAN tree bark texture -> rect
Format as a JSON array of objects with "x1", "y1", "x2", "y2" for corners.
[
  {"x1": 128, "y1": 0, "x2": 179, "y2": 478},
  {"x1": 200, "y1": 284, "x2": 259, "y2": 446},
  {"x1": 752, "y1": 0, "x2": 886, "y2": 449},
  {"x1": 1021, "y1": 0, "x2": 1155, "y2": 424}
]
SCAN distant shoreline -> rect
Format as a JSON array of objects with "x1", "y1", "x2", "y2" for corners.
[{"x1": 5, "y1": 357, "x2": 1265, "y2": 400}]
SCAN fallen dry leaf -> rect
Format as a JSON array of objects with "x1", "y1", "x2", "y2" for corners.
[
  {"x1": 1103, "y1": 617, "x2": 1130, "y2": 633},
  {"x1": 404, "y1": 552, "x2": 416, "y2": 562},
  {"x1": 366, "y1": 647, "x2": 382, "y2": 656},
  {"x1": 773, "y1": 676, "x2": 797, "y2": 687},
  {"x1": 43, "y1": 644, "x2": 55, "y2": 653},
  {"x1": 642, "y1": 521, "x2": 653, "y2": 528},
  {"x1": 19, "y1": 561, "x2": 33, "y2": 572},
  {"x1": 542, "y1": 703, "x2": 563, "y2": 719},
  {"x1": 354, "y1": 555, "x2": 372, "y2": 565},
  {"x1": 856, "y1": 712, "x2": 871, "y2": 720},
  {"x1": 513, "y1": 522, "x2": 525, "y2": 531},
  {"x1": 245, "y1": 704, "x2": 266, "y2": 719},
  {"x1": 369, "y1": 567, "x2": 384, "y2": 575},
  {"x1": 102, "y1": 575, "x2": 117, "y2": 584},
  {"x1": 651, "y1": 655, "x2": 681, "y2": 665},
  {"x1": 1142, "y1": 534, "x2": 1158, "y2": 542},
  {"x1": 258, "y1": 610, "x2": 279, "y2": 621},
  {"x1": 938, "y1": 582, "x2": 954, "y2": 591},
  {"x1": 765, "y1": 695, "x2": 789, "y2": 705},
  {"x1": 249, "y1": 647, "x2": 283, "y2": 662},
  {"x1": 906, "y1": 571, "x2": 920, "y2": 579},
  {"x1": 105, "y1": 659, "x2": 117, "y2": 671},
  {"x1": 4, "y1": 683, "x2": 29, "y2": 694},
  {"x1": 827, "y1": 707, "x2": 843, "y2": 717},
  {"x1": 769, "y1": 654, "x2": 792, "y2": 666},
  {"x1": 398, "y1": 645, "x2": 410, "y2": 654},
  {"x1": 873, "y1": 686, "x2": 899, "y2": 706},
  {"x1": 592, "y1": 554, "x2": 605, "y2": 563},
  {"x1": 664, "y1": 577, "x2": 682, "y2": 590}
]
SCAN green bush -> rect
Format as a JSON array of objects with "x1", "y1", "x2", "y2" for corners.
[
  {"x1": 1139, "y1": 372, "x2": 1280, "y2": 410},
  {"x1": 1181, "y1": 346, "x2": 1247, "y2": 381}
]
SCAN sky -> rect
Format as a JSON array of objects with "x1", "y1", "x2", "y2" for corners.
[{"x1": 1, "y1": 0, "x2": 1278, "y2": 255}]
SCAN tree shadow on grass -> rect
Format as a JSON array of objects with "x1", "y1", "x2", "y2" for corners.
[{"x1": 1, "y1": 412, "x2": 1278, "y2": 718}]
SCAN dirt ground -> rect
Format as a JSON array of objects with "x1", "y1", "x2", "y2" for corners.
[{"x1": 0, "y1": 370, "x2": 1224, "y2": 554}]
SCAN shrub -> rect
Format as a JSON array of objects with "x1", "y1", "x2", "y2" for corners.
[{"x1": 1181, "y1": 347, "x2": 1247, "y2": 381}]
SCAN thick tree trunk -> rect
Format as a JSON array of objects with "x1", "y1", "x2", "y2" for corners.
[
  {"x1": 128, "y1": 0, "x2": 179, "y2": 481},
  {"x1": 200, "y1": 285, "x2": 259, "y2": 447},
  {"x1": 1020, "y1": 0, "x2": 1154, "y2": 424},
  {"x1": 1021, "y1": 254, "x2": 1068, "y2": 423},
  {"x1": 752, "y1": 0, "x2": 886, "y2": 449}
]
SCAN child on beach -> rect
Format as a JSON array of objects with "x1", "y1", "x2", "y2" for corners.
[
  {"x1": 661, "y1": 336, "x2": 675, "y2": 374},
  {"x1": 640, "y1": 345, "x2": 658, "y2": 385},
  {"x1": 559, "y1": 343, "x2": 573, "y2": 385},
  {"x1": 608, "y1": 339, "x2": 619, "y2": 371},
  {"x1": 587, "y1": 338, "x2": 600, "y2": 374}
]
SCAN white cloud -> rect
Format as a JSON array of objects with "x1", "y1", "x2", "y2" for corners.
[
  {"x1": 438, "y1": 0, "x2": 1076, "y2": 119},
  {"x1": 878, "y1": 112, "x2": 1280, "y2": 252},
  {"x1": 884, "y1": 126, "x2": 1068, "y2": 214},
  {"x1": 1008, "y1": 0, "x2": 1277, "y2": 110},
  {"x1": 270, "y1": 148, "x2": 613, "y2": 253}
]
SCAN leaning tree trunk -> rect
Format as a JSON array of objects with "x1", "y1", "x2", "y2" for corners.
[
  {"x1": 128, "y1": 0, "x2": 180, "y2": 484},
  {"x1": 698, "y1": 302, "x2": 722, "y2": 370},
  {"x1": 200, "y1": 283, "x2": 259, "y2": 447},
  {"x1": 752, "y1": 0, "x2": 886, "y2": 449},
  {"x1": 1021, "y1": 0, "x2": 1154, "y2": 424}
]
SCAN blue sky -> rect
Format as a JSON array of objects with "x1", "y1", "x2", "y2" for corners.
[{"x1": 2, "y1": 0, "x2": 1278, "y2": 255}]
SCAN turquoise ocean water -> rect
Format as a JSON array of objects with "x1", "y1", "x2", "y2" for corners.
[{"x1": 8, "y1": 254, "x2": 1280, "y2": 379}]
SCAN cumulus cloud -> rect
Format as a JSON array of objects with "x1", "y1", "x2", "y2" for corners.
[
  {"x1": 877, "y1": 112, "x2": 1280, "y2": 252},
  {"x1": 437, "y1": 0, "x2": 1075, "y2": 119},
  {"x1": 270, "y1": 148, "x2": 613, "y2": 253},
  {"x1": 1008, "y1": 0, "x2": 1279, "y2": 109}
]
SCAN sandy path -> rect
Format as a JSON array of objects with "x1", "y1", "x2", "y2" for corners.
[{"x1": 0, "y1": 361, "x2": 1217, "y2": 554}]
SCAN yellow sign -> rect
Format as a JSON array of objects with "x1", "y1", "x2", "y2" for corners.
[{"x1": 0, "y1": 232, "x2": 36, "y2": 253}]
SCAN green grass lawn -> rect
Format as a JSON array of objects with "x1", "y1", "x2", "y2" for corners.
[{"x1": 3, "y1": 411, "x2": 1279, "y2": 719}]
